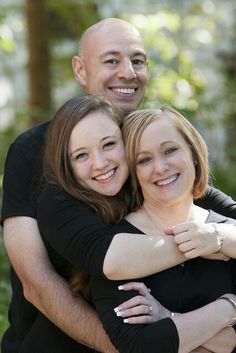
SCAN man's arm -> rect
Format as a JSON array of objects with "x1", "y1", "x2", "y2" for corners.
[
  {"x1": 3, "y1": 216, "x2": 117, "y2": 353},
  {"x1": 201, "y1": 327, "x2": 236, "y2": 353},
  {"x1": 196, "y1": 185, "x2": 236, "y2": 219}
]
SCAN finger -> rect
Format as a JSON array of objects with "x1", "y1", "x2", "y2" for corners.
[
  {"x1": 114, "y1": 295, "x2": 149, "y2": 311},
  {"x1": 115, "y1": 304, "x2": 152, "y2": 318},
  {"x1": 174, "y1": 232, "x2": 192, "y2": 245},
  {"x1": 118, "y1": 282, "x2": 151, "y2": 296},
  {"x1": 164, "y1": 227, "x2": 175, "y2": 235},
  {"x1": 171, "y1": 222, "x2": 190, "y2": 235},
  {"x1": 184, "y1": 248, "x2": 200, "y2": 259},
  {"x1": 178, "y1": 241, "x2": 196, "y2": 253},
  {"x1": 123, "y1": 315, "x2": 154, "y2": 324}
]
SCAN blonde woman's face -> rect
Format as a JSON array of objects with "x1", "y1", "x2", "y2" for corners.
[
  {"x1": 135, "y1": 118, "x2": 196, "y2": 207},
  {"x1": 69, "y1": 111, "x2": 129, "y2": 196}
]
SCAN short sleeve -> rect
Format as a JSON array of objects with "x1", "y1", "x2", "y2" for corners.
[
  {"x1": 1, "y1": 122, "x2": 48, "y2": 225},
  {"x1": 1, "y1": 143, "x2": 36, "y2": 223}
]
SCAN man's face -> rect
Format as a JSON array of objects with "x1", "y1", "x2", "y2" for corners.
[{"x1": 74, "y1": 23, "x2": 148, "y2": 113}]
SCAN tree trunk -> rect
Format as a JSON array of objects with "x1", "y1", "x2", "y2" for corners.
[{"x1": 25, "y1": 0, "x2": 51, "y2": 125}]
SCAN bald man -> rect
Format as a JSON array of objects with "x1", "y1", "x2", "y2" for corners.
[
  {"x1": 72, "y1": 18, "x2": 148, "y2": 113},
  {"x1": 1, "y1": 18, "x2": 148, "y2": 353}
]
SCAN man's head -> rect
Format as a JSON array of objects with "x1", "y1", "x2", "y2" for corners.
[{"x1": 72, "y1": 18, "x2": 148, "y2": 114}]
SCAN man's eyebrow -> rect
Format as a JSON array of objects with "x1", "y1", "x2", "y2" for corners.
[{"x1": 99, "y1": 50, "x2": 147, "y2": 60}]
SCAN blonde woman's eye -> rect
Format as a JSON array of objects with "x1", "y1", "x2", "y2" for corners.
[
  {"x1": 165, "y1": 147, "x2": 177, "y2": 155},
  {"x1": 137, "y1": 157, "x2": 151, "y2": 165}
]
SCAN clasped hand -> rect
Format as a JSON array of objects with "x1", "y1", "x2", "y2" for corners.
[
  {"x1": 114, "y1": 282, "x2": 170, "y2": 324},
  {"x1": 165, "y1": 221, "x2": 229, "y2": 260}
]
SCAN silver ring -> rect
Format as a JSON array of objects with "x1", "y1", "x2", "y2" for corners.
[{"x1": 147, "y1": 305, "x2": 153, "y2": 315}]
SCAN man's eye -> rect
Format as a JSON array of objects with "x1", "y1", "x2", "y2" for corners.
[
  {"x1": 105, "y1": 59, "x2": 118, "y2": 64},
  {"x1": 132, "y1": 59, "x2": 145, "y2": 66}
]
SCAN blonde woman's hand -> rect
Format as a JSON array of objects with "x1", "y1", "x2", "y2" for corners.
[{"x1": 113, "y1": 282, "x2": 170, "y2": 324}]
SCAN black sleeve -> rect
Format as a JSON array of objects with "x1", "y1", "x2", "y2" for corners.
[
  {"x1": 1, "y1": 143, "x2": 36, "y2": 223},
  {"x1": 195, "y1": 185, "x2": 236, "y2": 219},
  {"x1": 1, "y1": 123, "x2": 47, "y2": 225},
  {"x1": 37, "y1": 186, "x2": 115, "y2": 278},
  {"x1": 90, "y1": 276, "x2": 179, "y2": 353}
]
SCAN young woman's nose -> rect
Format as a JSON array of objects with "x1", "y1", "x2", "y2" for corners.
[{"x1": 92, "y1": 152, "x2": 109, "y2": 170}]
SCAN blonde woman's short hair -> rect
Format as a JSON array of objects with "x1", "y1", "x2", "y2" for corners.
[{"x1": 122, "y1": 107, "x2": 209, "y2": 208}]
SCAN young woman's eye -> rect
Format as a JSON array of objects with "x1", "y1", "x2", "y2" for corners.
[
  {"x1": 75, "y1": 152, "x2": 87, "y2": 160},
  {"x1": 104, "y1": 141, "x2": 115, "y2": 149}
]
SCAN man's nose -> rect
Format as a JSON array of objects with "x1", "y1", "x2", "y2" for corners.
[{"x1": 117, "y1": 59, "x2": 137, "y2": 80}]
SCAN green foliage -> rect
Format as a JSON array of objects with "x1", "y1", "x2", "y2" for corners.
[
  {"x1": 213, "y1": 166, "x2": 236, "y2": 201},
  {"x1": 45, "y1": 0, "x2": 101, "y2": 39},
  {"x1": 0, "y1": 232, "x2": 11, "y2": 341},
  {"x1": 0, "y1": 177, "x2": 11, "y2": 340}
]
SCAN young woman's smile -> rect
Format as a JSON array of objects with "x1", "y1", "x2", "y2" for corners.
[{"x1": 69, "y1": 111, "x2": 129, "y2": 196}]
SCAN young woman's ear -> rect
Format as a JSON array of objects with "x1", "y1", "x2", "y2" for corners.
[{"x1": 72, "y1": 56, "x2": 87, "y2": 87}]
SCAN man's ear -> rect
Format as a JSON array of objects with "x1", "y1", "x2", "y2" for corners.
[{"x1": 72, "y1": 56, "x2": 87, "y2": 87}]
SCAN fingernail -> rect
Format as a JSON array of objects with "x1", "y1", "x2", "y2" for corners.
[
  {"x1": 114, "y1": 307, "x2": 120, "y2": 313},
  {"x1": 123, "y1": 319, "x2": 129, "y2": 323},
  {"x1": 118, "y1": 285, "x2": 123, "y2": 290},
  {"x1": 116, "y1": 311, "x2": 123, "y2": 317}
]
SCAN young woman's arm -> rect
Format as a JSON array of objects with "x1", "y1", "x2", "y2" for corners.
[
  {"x1": 37, "y1": 185, "x2": 187, "y2": 280},
  {"x1": 38, "y1": 186, "x2": 229, "y2": 281}
]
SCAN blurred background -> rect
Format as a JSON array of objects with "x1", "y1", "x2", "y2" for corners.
[{"x1": 0, "y1": 0, "x2": 236, "y2": 339}]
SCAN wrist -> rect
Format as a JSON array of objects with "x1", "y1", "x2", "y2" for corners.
[
  {"x1": 169, "y1": 311, "x2": 179, "y2": 318},
  {"x1": 212, "y1": 224, "x2": 224, "y2": 253},
  {"x1": 218, "y1": 296, "x2": 236, "y2": 326}
]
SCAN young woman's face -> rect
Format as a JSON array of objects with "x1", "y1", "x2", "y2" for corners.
[
  {"x1": 69, "y1": 111, "x2": 129, "y2": 196},
  {"x1": 135, "y1": 118, "x2": 196, "y2": 207}
]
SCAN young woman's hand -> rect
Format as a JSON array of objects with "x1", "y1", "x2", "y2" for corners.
[
  {"x1": 167, "y1": 222, "x2": 229, "y2": 260},
  {"x1": 113, "y1": 282, "x2": 170, "y2": 324}
]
